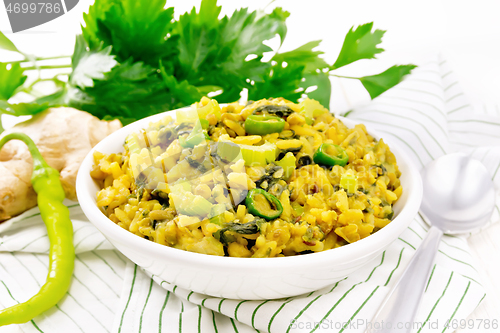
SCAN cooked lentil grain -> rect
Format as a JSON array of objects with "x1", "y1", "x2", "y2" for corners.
[{"x1": 92, "y1": 97, "x2": 402, "y2": 257}]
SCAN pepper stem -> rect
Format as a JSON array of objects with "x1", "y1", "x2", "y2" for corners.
[{"x1": 0, "y1": 133, "x2": 49, "y2": 171}]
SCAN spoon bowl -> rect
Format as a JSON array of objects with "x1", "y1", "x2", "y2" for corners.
[
  {"x1": 420, "y1": 153, "x2": 495, "y2": 233},
  {"x1": 367, "y1": 152, "x2": 495, "y2": 333}
]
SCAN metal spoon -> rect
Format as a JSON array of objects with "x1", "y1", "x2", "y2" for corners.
[{"x1": 366, "y1": 153, "x2": 495, "y2": 333}]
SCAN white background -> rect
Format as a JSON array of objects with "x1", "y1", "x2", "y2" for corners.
[{"x1": 1, "y1": 0, "x2": 499, "y2": 325}]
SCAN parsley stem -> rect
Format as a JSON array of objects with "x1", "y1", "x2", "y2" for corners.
[
  {"x1": 21, "y1": 64, "x2": 72, "y2": 71},
  {"x1": 21, "y1": 77, "x2": 66, "y2": 94},
  {"x1": 329, "y1": 73, "x2": 360, "y2": 80},
  {"x1": 264, "y1": 0, "x2": 276, "y2": 9},
  {"x1": 8, "y1": 55, "x2": 71, "y2": 64}
]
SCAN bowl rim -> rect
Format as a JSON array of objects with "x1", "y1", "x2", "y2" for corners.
[{"x1": 76, "y1": 107, "x2": 423, "y2": 270}]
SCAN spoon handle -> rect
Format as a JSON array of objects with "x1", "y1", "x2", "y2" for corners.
[{"x1": 365, "y1": 225, "x2": 443, "y2": 333}]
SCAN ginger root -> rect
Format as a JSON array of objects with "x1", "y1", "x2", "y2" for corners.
[{"x1": 0, "y1": 107, "x2": 121, "y2": 220}]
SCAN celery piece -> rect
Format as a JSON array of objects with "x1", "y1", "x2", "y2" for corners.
[
  {"x1": 176, "y1": 108, "x2": 210, "y2": 130},
  {"x1": 340, "y1": 170, "x2": 358, "y2": 193},
  {"x1": 275, "y1": 152, "x2": 296, "y2": 180},
  {"x1": 176, "y1": 108, "x2": 198, "y2": 124},
  {"x1": 240, "y1": 142, "x2": 277, "y2": 166},
  {"x1": 179, "y1": 117, "x2": 210, "y2": 148},
  {"x1": 200, "y1": 119, "x2": 209, "y2": 129},
  {"x1": 145, "y1": 167, "x2": 164, "y2": 189},
  {"x1": 209, "y1": 204, "x2": 227, "y2": 219},
  {"x1": 299, "y1": 98, "x2": 328, "y2": 124},
  {"x1": 209, "y1": 215, "x2": 224, "y2": 225},
  {"x1": 181, "y1": 131, "x2": 208, "y2": 148},
  {"x1": 125, "y1": 133, "x2": 144, "y2": 155},
  {"x1": 170, "y1": 182, "x2": 212, "y2": 217},
  {"x1": 196, "y1": 99, "x2": 222, "y2": 121},
  {"x1": 291, "y1": 202, "x2": 304, "y2": 216},
  {"x1": 217, "y1": 141, "x2": 242, "y2": 163},
  {"x1": 185, "y1": 194, "x2": 212, "y2": 216},
  {"x1": 171, "y1": 191, "x2": 212, "y2": 216},
  {"x1": 171, "y1": 181, "x2": 191, "y2": 193}
]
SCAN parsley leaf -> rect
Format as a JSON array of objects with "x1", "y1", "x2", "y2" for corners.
[
  {"x1": 158, "y1": 61, "x2": 203, "y2": 106},
  {"x1": 273, "y1": 40, "x2": 328, "y2": 72},
  {"x1": 332, "y1": 22, "x2": 385, "y2": 70},
  {"x1": 82, "y1": 0, "x2": 177, "y2": 64},
  {"x1": 65, "y1": 35, "x2": 200, "y2": 121},
  {"x1": 0, "y1": 100, "x2": 50, "y2": 117},
  {"x1": 0, "y1": 88, "x2": 67, "y2": 127},
  {"x1": 0, "y1": 31, "x2": 21, "y2": 53},
  {"x1": 267, "y1": 7, "x2": 290, "y2": 44},
  {"x1": 248, "y1": 62, "x2": 304, "y2": 102},
  {"x1": 1, "y1": 0, "x2": 417, "y2": 125},
  {"x1": 214, "y1": 219, "x2": 263, "y2": 246},
  {"x1": 0, "y1": 63, "x2": 26, "y2": 100},
  {"x1": 250, "y1": 40, "x2": 330, "y2": 106},
  {"x1": 359, "y1": 64, "x2": 417, "y2": 99},
  {"x1": 67, "y1": 59, "x2": 203, "y2": 121},
  {"x1": 77, "y1": 0, "x2": 291, "y2": 114},
  {"x1": 70, "y1": 36, "x2": 118, "y2": 89},
  {"x1": 68, "y1": 62, "x2": 166, "y2": 120},
  {"x1": 300, "y1": 72, "x2": 331, "y2": 108},
  {"x1": 81, "y1": 0, "x2": 118, "y2": 50},
  {"x1": 174, "y1": 0, "x2": 222, "y2": 80},
  {"x1": 217, "y1": 7, "x2": 289, "y2": 77},
  {"x1": 0, "y1": 97, "x2": 49, "y2": 133},
  {"x1": 174, "y1": 0, "x2": 289, "y2": 102}
]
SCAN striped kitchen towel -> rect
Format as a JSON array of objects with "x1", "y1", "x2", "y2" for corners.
[{"x1": 0, "y1": 55, "x2": 499, "y2": 333}]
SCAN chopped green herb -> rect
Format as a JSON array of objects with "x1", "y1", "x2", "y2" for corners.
[{"x1": 214, "y1": 218, "x2": 264, "y2": 246}]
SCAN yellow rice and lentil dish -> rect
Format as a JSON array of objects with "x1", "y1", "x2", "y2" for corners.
[{"x1": 91, "y1": 97, "x2": 402, "y2": 257}]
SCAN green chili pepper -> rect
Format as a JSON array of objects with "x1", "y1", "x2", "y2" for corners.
[
  {"x1": 244, "y1": 115, "x2": 286, "y2": 135},
  {"x1": 245, "y1": 188, "x2": 283, "y2": 220},
  {"x1": 313, "y1": 143, "x2": 349, "y2": 166},
  {"x1": 0, "y1": 133, "x2": 74, "y2": 326}
]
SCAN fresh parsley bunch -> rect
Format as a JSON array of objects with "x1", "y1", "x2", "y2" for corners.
[{"x1": 0, "y1": 0, "x2": 415, "y2": 132}]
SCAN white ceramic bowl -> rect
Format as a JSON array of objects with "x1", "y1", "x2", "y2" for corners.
[{"x1": 76, "y1": 109, "x2": 423, "y2": 300}]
